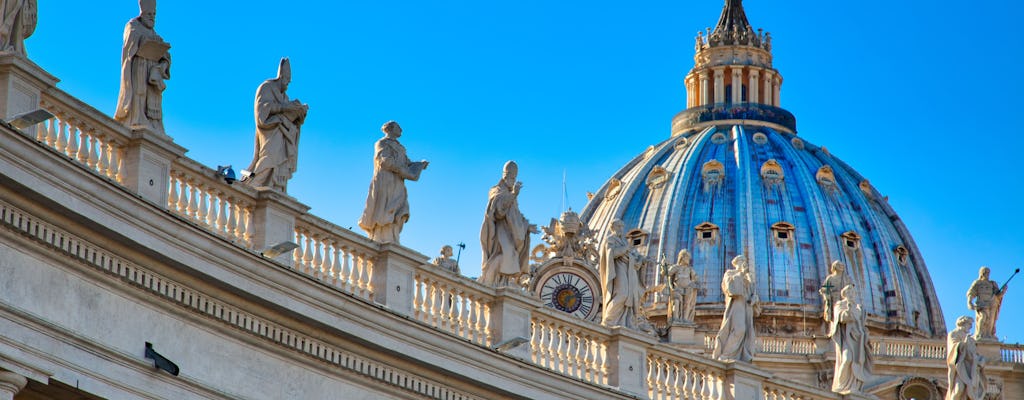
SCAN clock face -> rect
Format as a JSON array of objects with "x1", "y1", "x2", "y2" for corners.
[{"x1": 540, "y1": 272, "x2": 595, "y2": 319}]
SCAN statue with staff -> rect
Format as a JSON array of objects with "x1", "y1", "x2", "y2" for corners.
[{"x1": 967, "y1": 266, "x2": 1018, "y2": 340}]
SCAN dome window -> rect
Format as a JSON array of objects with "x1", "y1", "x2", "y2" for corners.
[
  {"x1": 604, "y1": 178, "x2": 622, "y2": 200},
  {"x1": 674, "y1": 137, "x2": 689, "y2": 150},
  {"x1": 626, "y1": 229, "x2": 648, "y2": 247},
  {"x1": 898, "y1": 377, "x2": 939, "y2": 400},
  {"x1": 771, "y1": 222, "x2": 795, "y2": 249},
  {"x1": 760, "y1": 159, "x2": 784, "y2": 186},
  {"x1": 711, "y1": 132, "x2": 728, "y2": 144},
  {"x1": 702, "y1": 159, "x2": 725, "y2": 192},
  {"x1": 752, "y1": 132, "x2": 768, "y2": 145},
  {"x1": 646, "y1": 166, "x2": 671, "y2": 190},
  {"x1": 643, "y1": 145, "x2": 657, "y2": 160},
  {"x1": 695, "y1": 222, "x2": 719, "y2": 245},
  {"x1": 816, "y1": 165, "x2": 838, "y2": 193},
  {"x1": 791, "y1": 137, "x2": 804, "y2": 150},
  {"x1": 841, "y1": 231, "x2": 861, "y2": 250},
  {"x1": 893, "y1": 245, "x2": 909, "y2": 266},
  {"x1": 859, "y1": 180, "x2": 874, "y2": 199}
]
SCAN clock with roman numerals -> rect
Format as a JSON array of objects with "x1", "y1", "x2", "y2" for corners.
[{"x1": 538, "y1": 272, "x2": 597, "y2": 320}]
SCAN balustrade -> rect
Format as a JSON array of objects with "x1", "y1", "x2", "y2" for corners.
[
  {"x1": 413, "y1": 268, "x2": 493, "y2": 346},
  {"x1": 529, "y1": 313, "x2": 609, "y2": 386},
  {"x1": 646, "y1": 350, "x2": 725, "y2": 400},
  {"x1": 293, "y1": 215, "x2": 379, "y2": 302},
  {"x1": 168, "y1": 164, "x2": 254, "y2": 248},
  {"x1": 1003, "y1": 344, "x2": 1024, "y2": 364},
  {"x1": 38, "y1": 97, "x2": 127, "y2": 183}
]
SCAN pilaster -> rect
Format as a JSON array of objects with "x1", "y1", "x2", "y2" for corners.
[
  {"x1": 606, "y1": 327, "x2": 657, "y2": 396},
  {"x1": 773, "y1": 75, "x2": 782, "y2": 106},
  {"x1": 731, "y1": 67, "x2": 743, "y2": 103},
  {"x1": 749, "y1": 69, "x2": 760, "y2": 105},
  {"x1": 0, "y1": 54, "x2": 58, "y2": 136},
  {"x1": 713, "y1": 67, "x2": 726, "y2": 104},
  {"x1": 249, "y1": 188, "x2": 310, "y2": 264},
  {"x1": 0, "y1": 371, "x2": 27, "y2": 400},
  {"x1": 699, "y1": 71, "x2": 710, "y2": 106},
  {"x1": 489, "y1": 288, "x2": 540, "y2": 360},
  {"x1": 120, "y1": 127, "x2": 186, "y2": 205}
]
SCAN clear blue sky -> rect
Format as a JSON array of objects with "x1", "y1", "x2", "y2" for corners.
[{"x1": 29, "y1": 1, "x2": 1023, "y2": 343}]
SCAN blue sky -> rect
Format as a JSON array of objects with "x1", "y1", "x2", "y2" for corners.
[{"x1": 29, "y1": 1, "x2": 1023, "y2": 343}]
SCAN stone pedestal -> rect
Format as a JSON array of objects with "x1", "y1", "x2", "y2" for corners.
[
  {"x1": 249, "y1": 188, "x2": 309, "y2": 264},
  {"x1": 667, "y1": 321, "x2": 698, "y2": 345},
  {"x1": 489, "y1": 289, "x2": 540, "y2": 361},
  {"x1": 120, "y1": 127, "x2": 186, "y2": 205},
  {"x1": 373, "y1": 242, "x2": 429, "y2": 316},
  {"x1": 606, "y1": 327, "x2": 657, "y2": 396},
  {"x1": 0, "y1": 371, "x2": 27, "y2": 400},
  {"x1": 976, "y1": 337, "x2": 1002, "y2": 363},
  {"x1": 0, "y1": 54, "x2": 58, "y2": 138},
  {"x1": 722, "y1": 361, "x2": 772, "y2": 400}
]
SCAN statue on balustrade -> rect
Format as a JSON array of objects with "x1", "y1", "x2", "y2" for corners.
[
  {"x1": 244, "y1": 58, "x2": 308, "y2": 193},
  {"x1": 0, "y1": 0, "x2": 36, "y2": 55},
  {"x1": 712, "y1": 255, "x2": 759, "y2": 362},
  {"x1": 479, "y1": 161, "x2": 536, "y2": 287},
  {"x1": 114, "y1": 0, "x2": 171, "y2": 135},
  {"x1": 599, "y1": 219, "x2": 647, "y2": 329},
  {"x1": 828, "y1": 284, "x2": 872, "y2": 395},
  {"x1": 358, "y1": 121, "x2": 428, "y2": 244},
  {"x1": 819, "y1": 260, "x2": 852, "y2": 323},
  {"x1": 967, "y1": 266, "x2": 1012, "y2": 340},
  {"x1": 432, "y1": 245, "x2": 460, "y2": 275},
  {"x1": 946, "y1": 316, "x2": 988, "y2": 400},
  {"x1": 665, "y1": 249, "x2": 698, "y2": 323}
]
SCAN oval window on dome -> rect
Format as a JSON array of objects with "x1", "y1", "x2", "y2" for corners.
[
  {"x1": 647, "y1": 166, "x2": 670, "y2": 190},
  {"x1": 791, "y1": 137, "x2": 804, "y2": 150},
  {"x1": 893, "y1": 245, "x2": 909, "y2": 266},
  {"x1": 752, "y1": 132, "x2": 768, "y2": 145},
  {"x1": 859, "y1": 180, "x2": 874, "y2": 199},
  {"x1": 674, "y1": 137, "x2": 689, "y2": 150},
  {"x1": 711, "y1": 132, "x2": 728, "y2": 144},
  {"x1": 604, "y1": 178, "x2": 622, "y2": 200},
  {"x1": 816, "y1": 165, "x2": 838, "y2": 193}
]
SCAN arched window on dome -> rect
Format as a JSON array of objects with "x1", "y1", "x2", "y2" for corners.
[
  {"x1": 702, "y1": 159, "x2": 725, "y2": 192},
  {"x1": 841, "y1": 231, "x2": 861, "y2": 250},
  {"x1": 626, "y1": 229, "x2": 648, "y2": 247},
  {"x1": 816, "y1": 165, "x2": 838, "y2": 194}
]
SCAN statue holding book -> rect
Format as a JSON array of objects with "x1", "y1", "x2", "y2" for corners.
[
  {"x1": 358, "y1": 121, "x2": 428, "y2": 244},
  {"x1": 244, "y1": 58, "x2": 308, "y2": 192},
  {"x1": 114, "y1": 0, "x2": 171, "y2": 135}
]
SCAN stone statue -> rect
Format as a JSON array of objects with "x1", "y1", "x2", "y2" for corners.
[
  {"x1": 0, "y1": 0, "x2": 36, "y2": 55},
  {"x1": 712, "y1": 255, "x2": 759, "y2": 362},
  {"x1": 967, "y1": 266, "x2": 1009, "y2": 340},
  {"x1": 114, "y1": 0, "x2": 171, "y2": 134},
  {"x1": 819, "y1": 260, "x2": 852, "y2": 323},
  {"x1": 828, "y1": 285, "x2": 872, "y2": 395},
  {"x1": 478, "y1": 161, "x2": 536, "y2": 287},
  {"x1": 244, "y1": 58, "x2": 308, "y2": 192},
  {"x1": 432, "y1": 245, "x2": 460, "y2": 275},
  {"x1": 946, "y1": 316, "x2": 988, "y2": 400},
  {"x1": 599, "y1": 219, "x2": 646, "y2": 328},
  {"x1": 358, "y1": 121, "x2": 428, "y2": 244},
  {"x1": 665, "y1": 249, "x2": 698, "y2": 322}
]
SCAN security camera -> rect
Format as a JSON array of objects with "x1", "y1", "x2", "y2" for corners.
[{"x1": 216, "y1": 165, "x2": 237, "y2": 185}]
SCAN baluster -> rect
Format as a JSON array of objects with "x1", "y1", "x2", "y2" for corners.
[
  {"x1": 44, "y1": 118, "x2": 56, "y2": 145},
  {"x1": 87, "y1": 134, "x2": 99, "y2": 168},
  {"x1": 167, "y1": 174, "x2": 179, "y2": 211},
  {"x1": 413, "y1": 273, "x2": 424, "y2": 320},
  {"x1": 647, "y1": 356, "x2": 658, "y2": 399},
  {"x1": 330, "y1": 244, "x2": 341, "y2": 286},
  {"x1": 55, "y1": 119, "x2": 68, "y2": 153},
  {"x1": 320, "y1": 241, "x2": 332, "y2": 280},
  {"x1": 562, "y1": 328, "x2": 575, "y2": 376},
  {"x1": 340, "y1": 247, "x2": 352, "y2": 291},
  {"x1": 300, "y1": 233, "x2": 314, "y2": 274},
  {"x1": 97, "y1": 137, "x2": 110, "y2": 176},
  {"x1": 240, "y1": 205, "x2": 253, "y2": 248},
  {"x1": 186, "y1": 182, "x2": 198, "y2": 219},
  {"x1": 359, "y1": 254, "x2": 372, "y2": 297},
  {"x1": 76, "y1": 128, "x2": 88, "y2": 163},
  {"x1": 198, "y1": 188, "x2": 210, "y2": 226},
  {"x1": 553, "y1": 323, "x2": 565, "y2": 372},
  {"x1": 216, "y1": 193, "x2": 228, "y2": 233},
  {"x1": 312, "y1": 235, "x2": 323, "y2": 277},
  {"x1": 426, "y1": 279, "x2": 439, "y2": 326},
  {"x1": 537, "y1": 322, "x2": 551, "y2": 368},
  {"x1": 109, "y1": 143, "x2": 122, "y2": 182}
]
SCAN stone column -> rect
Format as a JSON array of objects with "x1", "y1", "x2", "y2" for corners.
[
  {"x1": 120, "y1": 127, "x2": 186, "y2": 206},
  {"x1": 772, "y1": 75, "x2": 782, "y2": 106},
  {"x1": 685, "y1": 76, "x2": 695, "y2": 108},
  {"x1": 722, "y1": 362, "x2": 772, "y2": 400},
  {"x1": 372, "y1": 243, "x2": 429, "y2": 316},
  {"x1": 713, "y1": 68, "x2": 726, "y2": 104},
  {"x1": 699, "y1": 71, "x2": 710, "y2": 106},
  {"x1": 249, "y1": 188, "x2": 310, "y2": 264},
  {"x1": 749, "y1": 69, "x2": 760, "y2": 105},
  {"x1": 0, "y1": 54, "x2": 58, "y2": 137},
  {"x1": 489, "y1": 289, "x2": 539, "y2": 360},
  {"x1": 606, "y1": 327, "x2": 657, "y2": 396},
  {"x1": 762, "y1": 71, "x2": 774, "y2": 107},
  {"x1": 0, "y1": 371, "x2": 27, "y2": 400},
  {"x1": 731, "y1": 67, "x2": 743, "y2": 104}
]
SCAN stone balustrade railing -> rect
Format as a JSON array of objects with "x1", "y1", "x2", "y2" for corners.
[
  {"x1": 762, "y1": 380, "x2": 838, "y2": 400},
  {"x1": 293, "y1": 214, "x2": 380, "y2": 302},
  {"x1": 1001, "y1": 344, "x2": 1024, "y2": 364},
  {"x1": 530, "y1": 309, "x2": 610, "y2": 385},
  {"x1": 871, "y1": 336, "x2": 946, "y2": 360},
  {"x1": 39, "y1": 91, "x2": 130, "y2": 184},
  {"x1": 413, "y1": 264, "x2": 494, "y2": 346},
  {"x1": 168, "y1": 157, "x2": 257, "y2": 248},
  {"x1": 646, "y1": 348, "x2": 727, "y2": 400}
]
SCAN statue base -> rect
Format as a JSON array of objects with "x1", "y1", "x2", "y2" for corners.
[
  {"x1": 667, "y1": 321, "x2": 698, "y2": 345},
  {"x1": 976, "y1": 337, "x2": 1002, "y2": 362}
]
